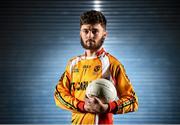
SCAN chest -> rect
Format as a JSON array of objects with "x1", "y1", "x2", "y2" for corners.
[{"x1": 71, "y1": 59, "x2": 102, "y2": 82}]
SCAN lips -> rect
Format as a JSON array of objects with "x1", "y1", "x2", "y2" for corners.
[
  {"x1": 86, "y1": 39, "x2": 95, "y2": 43},
  {"x1": 86, "y1": 40, "x2": 95, "y2": 46}
]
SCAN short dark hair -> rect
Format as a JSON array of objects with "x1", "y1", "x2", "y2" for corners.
[{"x1": 80, "y1": 10, "x2": 107, "y2": 30}]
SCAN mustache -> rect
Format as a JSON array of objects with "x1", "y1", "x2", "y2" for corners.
[{"x1": 86, "y1": 39, "x2": 95, "y2": 43}]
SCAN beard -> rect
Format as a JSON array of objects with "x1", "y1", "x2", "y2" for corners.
[{"x1": 80, "y1": 36, "x2": 105, "y2": 51}]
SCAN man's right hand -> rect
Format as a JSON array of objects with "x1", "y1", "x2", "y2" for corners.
[{"x1": 84, "y1": 95, "x2": 109, "y2": 114}]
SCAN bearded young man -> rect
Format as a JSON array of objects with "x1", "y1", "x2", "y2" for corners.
[{"x1": 54, "y1": 10, "x2": 138, "y2": 124}]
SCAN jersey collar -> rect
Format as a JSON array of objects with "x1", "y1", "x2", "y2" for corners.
[{"x1": 84, "y1": 47, "x2": 106, "y2": 59}]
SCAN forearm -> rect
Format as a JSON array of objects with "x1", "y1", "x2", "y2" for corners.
[
  {"x1": 110, "y1": 63, "x2": 139, "y2": 114},
  {"x1": 54, "y1": 85, "x2": 82, "y2": 113},
  {"x1": 108, "y1": 94, "x2": 138, "y2": 114}
]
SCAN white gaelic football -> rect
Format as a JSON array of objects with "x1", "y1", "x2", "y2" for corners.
[{"x1": 86, "y1": 78, "x2": 117, "y2": 103}]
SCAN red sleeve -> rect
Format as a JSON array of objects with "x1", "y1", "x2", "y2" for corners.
[
  {"x1": 77, "y1": 101, "x2": 86, "y2": 113},
  {"x1": 108, "y1": 101, "x2": 118, "y2": 113}
]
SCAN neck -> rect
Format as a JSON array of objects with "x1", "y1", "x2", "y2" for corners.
[
  {"x1": 85, "y1": 50, "x2": 97, "y2": 57},
  {"x1": 85, "y1": 47, "x2": 103, "y2": 57}
]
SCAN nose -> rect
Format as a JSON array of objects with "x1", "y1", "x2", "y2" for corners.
[{"x1": 87, "y1": 31, "x2": 94, "y2": 39}]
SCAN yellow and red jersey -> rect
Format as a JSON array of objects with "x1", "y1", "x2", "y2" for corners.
[{"x1": 54, "y1": 48, "x2": 138, "y2": 125}]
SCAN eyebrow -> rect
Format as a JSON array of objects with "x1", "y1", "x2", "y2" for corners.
[{"x1": 81, "y1": 27, "x2": 99, "y2": 30}]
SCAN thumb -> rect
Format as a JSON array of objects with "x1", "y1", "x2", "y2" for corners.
[{"x1": 94, "y1": 96, "x2": 103, "y2": 104}]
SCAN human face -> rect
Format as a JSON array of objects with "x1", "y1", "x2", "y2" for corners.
[{"x1": 80, "y1": 24, "x2": 107, "y2": 51}]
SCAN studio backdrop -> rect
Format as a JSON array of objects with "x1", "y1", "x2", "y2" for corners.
[{"x1": 0, "y1": 0, "x2": 180, "y2": 124}]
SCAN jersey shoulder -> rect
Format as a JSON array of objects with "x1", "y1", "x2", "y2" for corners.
[
  {"x1": 67, "y1": 54, "x2": 84, "y2": 66},
  {"x1": 106, "y1": 53, "x2": 127, "y2": 71},
  {"x1": 106, "y1": 53, "x2": 122, "y2": 66}
]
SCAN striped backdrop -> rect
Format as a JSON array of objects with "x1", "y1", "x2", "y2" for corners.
[{"x1": 0, "y1": 0, "x2": 180, "y2": 124}]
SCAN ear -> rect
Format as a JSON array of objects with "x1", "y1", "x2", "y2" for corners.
[
  {"x1": 103, "y1": 31, "x2": 108, "y2": 38},
  {"x1": 80, "y1": 31, "x2": 82, "y2": 36}
]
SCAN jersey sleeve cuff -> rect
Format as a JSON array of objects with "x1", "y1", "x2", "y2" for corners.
[
  {"x1": 77, "y1": 101, "x2": 86, "y2": 113},
  {"x1": 108, "y1": 101, "x2": 118, "y2": 113}
]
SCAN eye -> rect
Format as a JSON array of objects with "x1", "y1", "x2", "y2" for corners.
[
  {"x1": 82, "y1": 29, "x2": 89, "y2": 34},
  {"x1": 92, "y1": 29, "x2": 98, "y2": 35}
]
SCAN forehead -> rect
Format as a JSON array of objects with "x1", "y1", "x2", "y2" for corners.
[{"x1": 80, "y1": 24, "x2": 104, "y2": 30}]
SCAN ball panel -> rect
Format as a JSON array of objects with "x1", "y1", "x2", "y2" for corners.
[{"x1": 86, "y1": 78, "x2": 117, "y2": 103}]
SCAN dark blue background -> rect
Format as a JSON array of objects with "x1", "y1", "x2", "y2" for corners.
[{"x1": 0, "y1": 0, "x2": 180, "y2": 124}]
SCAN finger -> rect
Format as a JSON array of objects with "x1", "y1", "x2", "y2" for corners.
[
  {"x1": 86, "y1": 106, "x2": 96, "y2": 113},
  {"x1": 85, "y1": 96, "x2": 93, "y2": 104},
  {"x1": 94, "y1": 96, "x2": 102, "y2": 104},
  {"x1": 85, "y1": 94, "x2": 90, "y2": 99},
  {"x1": 88, "y1": 97, "x2": 95, "y2": 103}
]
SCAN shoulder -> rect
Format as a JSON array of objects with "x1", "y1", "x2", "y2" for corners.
[
  {"x1": 106, "y1": 53, "x2": 121, "y2": 66},
  {"x1": 106, "y1": 53, "x2": 126, "y2": 71},
  {"x1": 67, "y1": 54, "x2": 84, "y2": 66}
]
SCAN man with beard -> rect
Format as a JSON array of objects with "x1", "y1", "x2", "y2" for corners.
[{"x1": 54, "y1": 10, "x2": 138, "y2": 124}]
